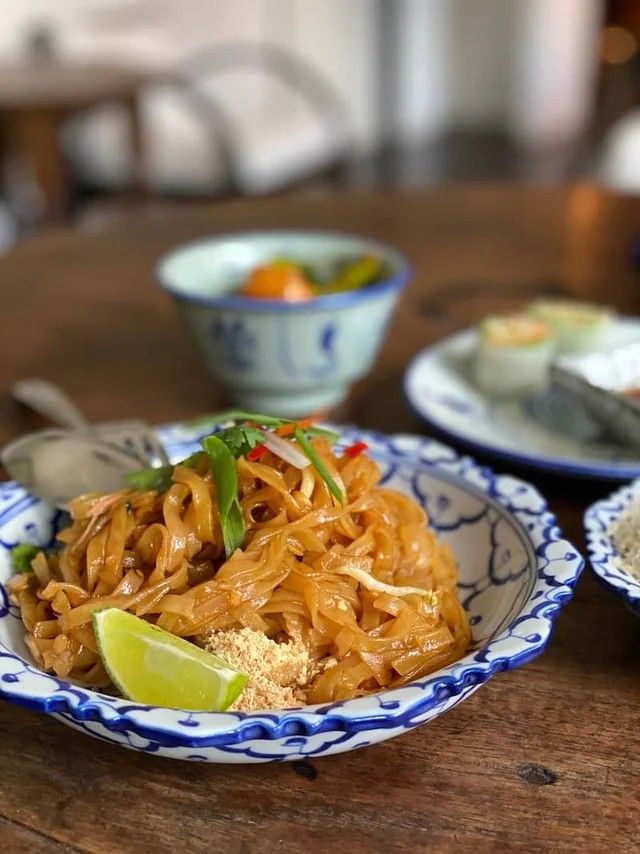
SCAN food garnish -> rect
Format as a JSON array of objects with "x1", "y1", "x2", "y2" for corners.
[
  {"x1": 246, "y1": 443, "x2": 268, "y2": 462},
  {"x1": 10, "y1": 543, "x2": 42, "y2": 573},
  {"x1": 125, "y1": 451, "x2": 202, "y2": 491},
  {"x1": 343, "y1": 441, "x2": 368, "y2": 458},
  {"x1": 93, "y1": 608, "x2": 247, "y2": 711},
  {"x1": 201, "y1": 435, "x2": 246, "y2": 557},
  {"x1": 125, "y1": 414, "x2": 345, "y2": 535},
  {"x1": 204, "y1": 627, "x2": 310, "y2": 712},
  {"x1": 293, "y1": 426, "x2": 344, "y2": 504}
]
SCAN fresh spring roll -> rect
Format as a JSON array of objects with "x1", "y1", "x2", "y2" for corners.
[
  {"x1": 474, "y1": 315, "x2": 553, "y2": 397},
  {"x1": 526, "y1": 299, "x2": 611, "y2": 353}
]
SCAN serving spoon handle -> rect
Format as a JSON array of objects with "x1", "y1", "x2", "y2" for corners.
[
  {"x1": 4, "y1": 380, "x2": 171, "y2": 508},
  {"x1": 12, "y1": 379, "x2": 90, "y2": 430}
]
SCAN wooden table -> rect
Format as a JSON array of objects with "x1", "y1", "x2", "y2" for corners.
[
  {"x1": 1, "y1": 185, "x2": 639, "y2": 851},
  {"x1": 0, "y1": 62, "x2": 150, "y2": 223}
]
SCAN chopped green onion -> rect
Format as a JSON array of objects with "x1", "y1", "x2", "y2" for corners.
[
  {"x1": 182, "y1": 452, "x2": 204, "y2": 468},
  {"x1": 217, "y1": 410, "x2": 291, "y2": 427},
  {"x1": 124, "y1": 452, "x2": 204, "y2": 492},
  {"x1": 125, "y1": 465, "x2": 173, "y2": 492},
  {"x1": 305, "y1": 426, "x2": 339, "y2": 445},
  {"x1": 10, "y1": 543, "x2": 42, "y2": 573},
  {"x1": 186, "y1": 410, "x2": 338, "y2": 446},
  {"x1": 201, "y1": 435, "x2": 245, "y2": 556},
  {"x1": 221, "y1": 502, "x2": 245, "y2": 558},
  {"x1": 191, "y1": 410, "x2": 289, "y2": 429},
  {"x1": 293, "y1": 427, "x2": 344, "y2": 504}
]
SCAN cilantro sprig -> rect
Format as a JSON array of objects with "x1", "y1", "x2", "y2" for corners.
[{"x1": 214, "y1": 425, "x2": 265, "y2": 458}]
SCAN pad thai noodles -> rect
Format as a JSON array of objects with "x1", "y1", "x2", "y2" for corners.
[{"x1": 8, "y1": 413, "x2": 471, "y2": 709}]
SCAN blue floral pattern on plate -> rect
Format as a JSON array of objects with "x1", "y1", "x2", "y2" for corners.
[
  {"x1": 584, "y1": 481, "x2": 640, "y2": 615},
  {"x1": 0, "y1": 424, "x2": 584, "y2": 762}
]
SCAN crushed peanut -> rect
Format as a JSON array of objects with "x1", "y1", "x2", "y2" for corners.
[
  {"x1": 204, "y1": 627, "x2": 312, "y2": 712},
  {"x1": 610, "y1": 500, "x2": 640, "y2": 580}
]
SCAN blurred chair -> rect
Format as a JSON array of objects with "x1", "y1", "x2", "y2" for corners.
[
  {"x1": 0, "y1": 158, "x2": 19, "y2": 250},
  {"x1": 0, "y1": 201, "x2": 17, "y2": 251},
  {"x1": 598, "y1": 109, "x2": 640, "y2": 193},
  {"x1": 64, "y1": 42, "x2": 351, "y2": 198}
]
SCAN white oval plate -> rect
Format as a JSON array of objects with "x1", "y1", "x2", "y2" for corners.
[
  {"x1": 404, "y1": 320, "x2": 640, "y2": 481},
  {"x1": 0, "y1": 424, "x2": 583, "y2": 763}
]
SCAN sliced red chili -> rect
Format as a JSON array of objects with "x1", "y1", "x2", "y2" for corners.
[
  {"x1": 343, "y1": 441, "x2": 368, "y2": 458},
  {"x1": 247, "y1": 443, "x2": 268, "y2": 461}
]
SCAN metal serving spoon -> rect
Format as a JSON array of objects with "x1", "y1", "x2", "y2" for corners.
[{"x1": 2, "y1": 379, "x2": 169, "y2": 508}]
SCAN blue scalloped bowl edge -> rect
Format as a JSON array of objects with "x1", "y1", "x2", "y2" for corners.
[
  {"x1": 584, "y1": 483, "x2": 640, "y2": 615},
  {"x1": 0, "y1": 596, "x2": 577, "y2": 750},
  {"x1": 0, "y1": 429, "x2": 585, "y2": 749}
]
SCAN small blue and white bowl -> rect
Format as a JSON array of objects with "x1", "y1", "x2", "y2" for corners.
[
  {"x1": 157, "y1": 231, "x2": 410, "y2": 416},
  {"x1": 0, "y1": 423, "x2": 583, "y2": 763},
  {"x1": 585, "y1": 481, "x2": 640, "y2": 615}
]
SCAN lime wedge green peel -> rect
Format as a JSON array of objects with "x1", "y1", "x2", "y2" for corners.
[{"x1": 92, "y1": 609, "x2": 248, "y2": 712}]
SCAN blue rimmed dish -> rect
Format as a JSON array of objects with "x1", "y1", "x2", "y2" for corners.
[
  {"x1": 0, "y1": 422, "x2": 583, "y2": 763},
  {"x1": 156, "y1": 230, "x2": 410, "y2": 416},
  {"x1": 584, "y1": 481, "x2": 640, "y2": 615},
  {"x1": 404, "y1": 319, "x2": 640, "y2": 480}
]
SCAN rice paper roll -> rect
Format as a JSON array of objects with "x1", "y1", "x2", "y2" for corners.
[
  {"x1": 527, "y1": 300, "x2": 611, "y2": 353},
  {"x1": 474, "y1": 315, "x2": 553, "y2": 397}
]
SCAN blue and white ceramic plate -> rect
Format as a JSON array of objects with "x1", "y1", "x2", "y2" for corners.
[
  {"x1": 0, "y1": 423, "x2": 583, "y2": 763},
  {"x1": 404, "y1": 320, "x2": 640, "y2": 480},
  {"x1": 584, "y1": 481, "x2": 640, "y2": 615}
]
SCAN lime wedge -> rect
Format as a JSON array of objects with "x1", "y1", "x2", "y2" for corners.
[{"x1": 92, "y1": 608, "x2": 248, "y2": 711}]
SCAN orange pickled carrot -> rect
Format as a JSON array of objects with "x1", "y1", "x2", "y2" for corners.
[
  {"x1": 275, "y1": 418, "x2": 315, "y2": 437},
  {"x1": 241, "y1": 265, "x2": 315, "y2": 302}
]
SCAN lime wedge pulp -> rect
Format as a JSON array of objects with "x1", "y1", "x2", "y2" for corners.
[{"x1": 92, "y1": 608, "x2": 248, "y2": 711}]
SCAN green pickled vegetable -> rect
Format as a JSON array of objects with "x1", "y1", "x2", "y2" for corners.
[
  {"x1": 324, "y1": 255, "x2": 385, "y2": 293},
  {"x1": 10, "y1": 543, "x2": 42, "y2": 573}
]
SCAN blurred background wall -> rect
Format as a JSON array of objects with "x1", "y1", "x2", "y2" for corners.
[{"x1": 0, "y1": 0, "x2": 638, "y2": 239}]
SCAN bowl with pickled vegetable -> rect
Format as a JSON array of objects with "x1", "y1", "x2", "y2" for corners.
[{"x1": 157, "y1": 231, "x2": 410, "y2": 416}]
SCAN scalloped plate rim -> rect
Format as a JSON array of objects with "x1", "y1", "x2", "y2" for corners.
[
  {"x1": 584, "y1": 480, "x2": 640, "y2": 613},
  {"x1": 0, "y1": 424, "x2": 584, "y2": 750}
]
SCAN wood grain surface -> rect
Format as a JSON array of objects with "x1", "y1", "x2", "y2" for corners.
[{"x1": 1, "y1": 185, "x2": 639, "y2": 852}]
